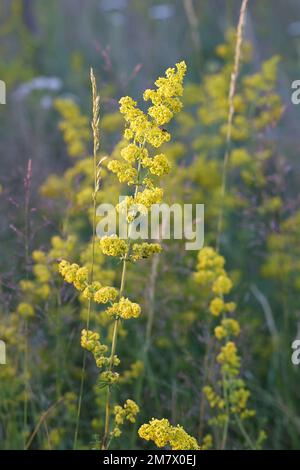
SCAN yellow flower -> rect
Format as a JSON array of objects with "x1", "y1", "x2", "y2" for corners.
[
  {"x1": 107, "y1": 160, "x2": 137, "y2": 185},
  {"x1": 131, "y1": 243, "x2": 162, "y2": 261},
  {"x1": 94, "y1": 286, "x2": 118, "y2": 304},
  {"x1": 212, "y1": 274, "x2": 233, "y2": 295},
  {"x1": 217, "y1": 341, "x2": 240, "y2": 375},
  {"x1": 121, "y1": 143, "x2": 148, "y2": 164},
  {"x1": 114, "y1": 399, "x2": 140, "y2": 428},
  {"x1": 106, "y1": 297, "x2": 141, "y2": 320},
  {"x1": 209, "y1": 297, "x2": 224, "y2": 316},
  {"x1": 135, "y1": 187, "x2": 164, "y2": 209},
  {"x1": 139, "y1": 418, "x2": 200, "y2": 450},
  {"x1": 99, "y1": 235, "x2": 128, "y2": 258},
  {"x1": 214, "y1": 319, "x2": 240, "y2": 340},
  {"x1": 82, "y1": 281, "x2": 102, "y2": 300},
  {"x1": 17, "y1": 302, "x2": 34, "y2": 318},
  {"x1": 149, "y1": 154, "x2": 171, "y2": 176}
]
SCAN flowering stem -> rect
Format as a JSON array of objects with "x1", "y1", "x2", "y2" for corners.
[
  {"x1": 102, "y1": 259, "x2": 127, "y2": 449},
  {"x1": 102, "y1": 151, "x2": 143, "y2": 449},
  {"x1": 23, "y1": 159, "x2": 32, "y2": 449}
]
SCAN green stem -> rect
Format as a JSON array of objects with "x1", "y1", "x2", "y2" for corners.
[
  {"x1": 102, "y1": 259, "x2": 127, "y2": 449},
  {"x1": 102, "y1": 148, "x2": 143, "y2": 449},
  {"x1": 235, "y1": 415, "x2": 256, "y2": 450},
  {"x1": 23, "y1": 318, "x2": 29, "y2": 449},
  {"x1": 73, "y1": 105, "x2": 99, "y2": 449}
]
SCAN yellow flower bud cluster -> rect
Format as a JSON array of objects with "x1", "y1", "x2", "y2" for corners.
[
  {"x1": 194, "y1": 247, "x2": 232, "y2": 295},
  {"x1": 143, "y1": 61, "x2": 187, "y2": 126},
  {"x1": 81, "y1": 281, "x2": 101, "y2": 299},
  {"x1": 217, "y1": 341, "x2": 240, "y2": 376},
  {"x1": 203, "y1": 386, "x2": 225, "y2": 409},
  {"x1": 112, "y1": 399, "x2": 140, "y2": 437},
  {"x1": 94, "y1": 286, "x2": 118, "y2": 304},
  {"x1": 58, "y1": 260, "x2": 88, "y2": 290},
  {"x1": 131, "y1": 243, "x2": 162, "y2": 261},
  {"x1": 17, "y1": 302, "x2": 34, "y2": 318},
  {"x1": 138, "y1": 418, "x2": 200, "y2": 450},
  {"x1": 99, "y1": 370, "x2": 119, "y2": 386},
  {"x1": 121, "y1": 143, "x2": 148, "y2": 164},
  {"x1": 59, "y1": 260, "x2": 118, "y2": 305},
  {"x1": 214, "y1": 318, "x2": 240, "y2": 340},
  {"x1": 135, "y1": 187, "x2": 164, "y2": 209},
  {"x1": 196, "y1": 247, "x2": 255, "y2": 427},
  {"x1": 141, "y1": 153, "x2": 171, "y2": 177},
  {"x1": 116, "y1": 187, "x2": 164, "y2": 216},
  {"x1": 99, "y1": 235, "x2": 128, "y2": 258},
  {"x1": 120, "y1": 96, "x2": 171, "y2": 148},
  {"x1": 54, "y1": 98, "x2": 89, "y2": 158},
  {"x1": 106, "y1": 297, "x2": 141, "y2": 320},
  {"x1": 229, "y1": 381, "x2": 256, "y2": 419},
  {"x1": 107, "y1": 160, "x2": 137, "y2": 185},
  {"x1": 81, "y1": 329, "x2": 119, "y2": 369}
]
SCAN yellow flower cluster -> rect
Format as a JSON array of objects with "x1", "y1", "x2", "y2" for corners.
[
  {"x1": 107, "y1": 160, "x2": 137, "y2": 185},
  {"x1": 141, "y1": 153, "x2": 171, "y2": 176},
  {"x1": 81, "y1": 329, "x2": 119, "y2": 369},
  {"x1": 131, "y1": 242, "x2": 162, "y2": 261},
  {"x1": 135, "y1": 187, "x2": 164, "y2": 209},
  {"x1": 194, "y1": 247, "x2": 232, "y2": 295},
  {"x1": 112, "y1": 399, "x2": 140, "y2": 437},
  {"x1": 99, "y1": 235, "x2": 128, "y2": 258},
  {"x1": 17, "y1": 302, "x2": 34, "y2": 318},
  {"x1": 203, "y1": 386, "x2": 225, "y2": 410},
  {"x1": 94, "y1": 286, "x2": 118, "y2": 304},
  {"x1": 217, "y1": 341, "x2": 240, "y2": 376},
  {"x1": 138, "y1": 418, "x2": 200, "y2": 450},
  {"x1": 58, "y1": 260, "x2": 88, "y2": 291},
  {"x1": 106, "y1": 297, "x2": 141, "y2": 320},
  {"x1": 54, "y1": 98, "x2": 90, "y2": 158},
  {"x1": 209, "y1": 297, "x2": 236, "y2": 317},
  {"x1": 229, "y1": 381, "x2": 255, "y2": 419},
  {"x1": 214, "y1": 318, "x2": 240, "y2": 340},
  {"x1": 143, "y1": 61, "x2": 187, "y2": 125},
  {"x1": 99, "y1": 370, "x2": 120, "y2": 386},
  {"x1": 120, "y1": 96, "x2": 170, "y2": 148},
  {"x1": 58, "y1": 260, "x2": 118, "y2": 306},
  {"x1": 121, "y1": 143, "x2": 148, "y2": 164},
  {"x1": 81, "y1": 281, "x2": 101, "y2": 299},
  {"x1": 116, "y1": 187, "x2": 164, "y2": 217},
  {"x1": 195, "y1": 247, "x2": 255, "y2": 428}
]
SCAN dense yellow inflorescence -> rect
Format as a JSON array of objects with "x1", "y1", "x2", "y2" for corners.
[
  {"x1": 195, "y1": 246, "x2": 255, "y2": 428},
  {"x1": 112, "y1": 399, "x2": 140, "y2": 437},
  {"x1": 138, "y1": 418, "x2": 200, "y2": 450},
  {"x1": 55, "y1": 62, "x2": 187, "y2": 448}
]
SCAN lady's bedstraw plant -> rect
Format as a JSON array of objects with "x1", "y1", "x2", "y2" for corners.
[
  {"x1": 58, "y1": 62, "x2": 187, "y2": 449},
  {"x1": 194, "y1": 247, "x2": 263, "y2": 449}
]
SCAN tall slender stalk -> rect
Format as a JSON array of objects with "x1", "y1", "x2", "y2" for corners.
[
  {"x1": 73, "y1": 68, "x2": 101, "y2": 449},
  {"x1": 130, "y1": 252, "x2": 159, "y2": 447},
  {"x1": 101, "y1": 158, "x2": 143, "y2": 449},
  {"x1": 102, "y1": 260, "x2": 127, "y2": 449},
  {"x1": 216, "y1": 0, "x2": 249, "y2": 250},
  {"x1": 23, "y1": 158, "x2": 32, "y2": 449}
]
